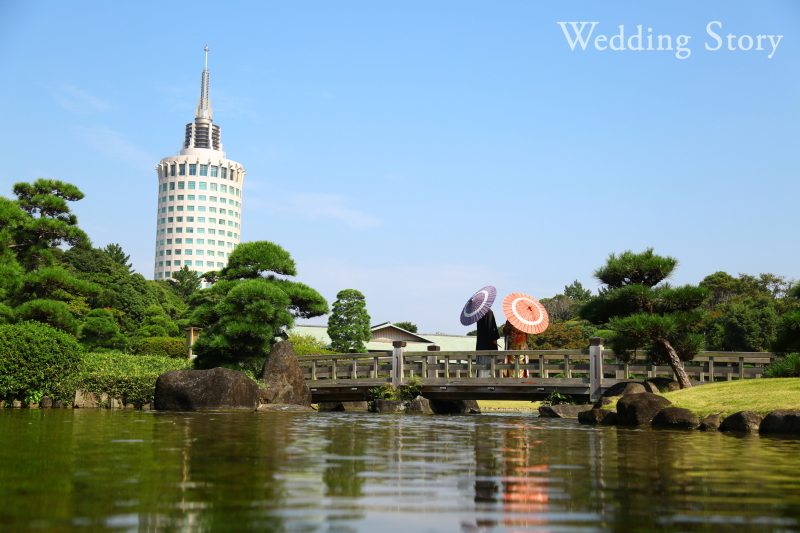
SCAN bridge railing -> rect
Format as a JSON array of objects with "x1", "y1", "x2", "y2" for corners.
[{"x1": 296, "y1": 348, "x2": 781, "y2": 384}]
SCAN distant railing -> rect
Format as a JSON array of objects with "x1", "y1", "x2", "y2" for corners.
[{"x1": 297, "y1": 348, "x2": 780, "y2": 384}]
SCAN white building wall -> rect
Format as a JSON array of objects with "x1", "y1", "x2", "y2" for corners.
[{"x1": 152, "y1": 148, "x2": 245, "y2": 285}]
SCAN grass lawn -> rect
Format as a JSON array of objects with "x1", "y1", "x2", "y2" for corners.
[
  {"x1": 477, "y1": 400, "x2": 540, "y2": 411},
  {"x1": 663, "y1": 378, "x2": 800, "y2": 418}
]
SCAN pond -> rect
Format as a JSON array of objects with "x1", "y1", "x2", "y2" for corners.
[{"x1": 2, "y1": 409, "x2": 800, "y2": 532}]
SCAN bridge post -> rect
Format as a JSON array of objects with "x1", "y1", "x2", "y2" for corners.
[
  {"x1": 426, "y1": 345, "x2": 440, "y2": 378},
  {"x1": 392, "y1": 341, "x2": 407, "y2": 388},
  {"x1": 589, "y1": 337, "x2": 605, "y2": 401}
]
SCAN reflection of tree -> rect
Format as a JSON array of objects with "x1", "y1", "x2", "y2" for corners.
[{"x1": 322, "y1": 417, "x2": 368, "y2": 498}]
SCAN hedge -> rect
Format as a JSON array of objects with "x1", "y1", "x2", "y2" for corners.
[
  {"x1": 136, "y1": 337, "x2": 187, "y2": 358},
  {"x1": 78, "y1": 352, "x2": 194, "y2": 407},
  {"x1": 0, "y1": 321, "x2": 84, "y2": 403}
]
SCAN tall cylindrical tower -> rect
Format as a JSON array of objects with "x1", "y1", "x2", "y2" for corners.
[{"x1": 152, "y1": 46, "x2": 245, "y2": 285}]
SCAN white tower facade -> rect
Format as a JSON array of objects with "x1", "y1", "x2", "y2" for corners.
[{"x1": 153, "y1": 46, "x2": 245, "y2": 283}]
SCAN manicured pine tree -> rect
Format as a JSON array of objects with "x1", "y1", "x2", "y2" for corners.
[
  {"x1": 328, "y1": 289, "x2": 372, "y2": 353},
  {"x1": 579, "y1": 248, "x2": 709, "y2": 389}
]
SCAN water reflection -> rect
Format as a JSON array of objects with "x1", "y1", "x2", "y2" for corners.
[{"x1": 1, "y1": 410, "x2": 800, "y2": 532}]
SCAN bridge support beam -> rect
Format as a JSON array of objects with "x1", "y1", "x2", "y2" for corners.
[{"x1": 589, "y1": 337, "x2": 605, "y2": 401}]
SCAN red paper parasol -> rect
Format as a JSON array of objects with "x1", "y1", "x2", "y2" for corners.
[
  {"x1": 460, "y1": 286, "x2": 497, "y2": 326},
  {"x1": 502, "y1": 293, "x2": 549, "y2": 334}
]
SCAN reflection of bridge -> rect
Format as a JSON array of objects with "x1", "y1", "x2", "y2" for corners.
[{"x1": 298, "y1": 341, "x2": 779, "y2": 403}]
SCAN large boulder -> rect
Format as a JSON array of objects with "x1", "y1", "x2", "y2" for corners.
[
  {"x1": 616, "y1": 393, "x2": 672, "y2": 426},
  {"x1": 578, "y1": 408, "x2": 616, "y2": 425},
  {"x1": 154, "y1": 367, "x2": 259, "y2": 410},
  {"x1": 317, "y1": 401, "x2": 370, "y2": 412},
  {"x1": 373, "y1": 399, "x2": 405, "y2": 413},
  {"x1": 651, "y1": 407, "x2": 699, "y2": 429},
  {"x1": 406, "y1": 396, "x2": 434, "y2": 414},
  {"x1": 699, "y1": 413, "x2": 722, "y2": 431},
  {"x1": 759, "y1": 410, "x2": 800, "y2": 435},
  {"x1": 538, "y1": 404, "x2": 593, "y2": 418},
  {"x1": 646, "y1": 377, "x2": 680, "y2": 392},
  {"x1": 593, "y1": 396, "x2": 617, "y2": 409},
  {"x1": 259, "y1": 341, "x2": 312, "y2": 406},
  {"x1": 602, "y1": 382, "x2": 646, "y2": 398},
  {"x1": 720, "y1": 411, "x2": 763, "y2": 432},
  {"x1": 430, "y1": 399, "x2": 481, "y2": 414}
]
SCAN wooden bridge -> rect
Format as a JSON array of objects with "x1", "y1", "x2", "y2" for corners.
[{"x1": 297, "y1": 341, "x2": 779, "y2": 403}]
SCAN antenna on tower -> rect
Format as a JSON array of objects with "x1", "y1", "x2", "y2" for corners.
[{"x1": 204, "y1": 44, "x2": 209, "y2": 70}]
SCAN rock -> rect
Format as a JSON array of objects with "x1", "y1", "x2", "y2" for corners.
[
  {"x1": 641, "y1": 382, "x2": 660, "y2": 394},
  {"x1": 40, "y1": 397, "x2": 53, "y2": 408},
  {"x1": 0, "y1": 401, "x2": 4, "y2": 408},
  {"x1": 578, "y1": 408, "x2": 616, "y2": 425},
  {"x1": 616, "y1": 393, "x2": 672, "y2": 426},
  {"x1": 12, "y1": 401, "x2": 22, "y2": 408},
  {"x1": 257, "y1": 404, "x2": 315, "y2": 412},
  {"x1": 141, "y1": 403, "x2": 152, "y2": 410},
  {"x1": 373, "y1": 399, "x2": 405, "y2": 413},
  {"x1": 720, "y1": 411, "x2": 763, "y2": 432},
  {"x1": 600, "y1": 411, "x2": 618, "y2": 425},
  {"x1": 593, "y1": 396, "x2": 618, "y2": 409},
  {"x1": 602, "y1": 382, "x2": 647, "y2": 398},
  {"x1": 538, "y1": 404, "x2": 593, "y2": 418},
  {"x1": 74, "y1": 390, "x2": 98, "y2": 408},
  {"x1": 109, "y1": 398, "x2": 123, "y2": 410},
  {"x1": 154, "y1": 367, "x2": 260, "y2": 410},
  {"x1": 699, "y1": 413, "x2": 722, "y2": 431},
  {"x1": 760, "y1": 410, "x2": 800, "y2": 435},
  {"x1": 100, "y1": 393, "x2": 108, "y2": 406},
  {"x1": 405, "y1": 396, "x2": 434, "y2": 414},
  {"x1": 646, "y1": 377, "x2": 680, "y2": 392},
  {"x1": 651, "y1": 407, "x2": 699, "y2": 429},
  {"x1": 259, "y1": 341, "x2": 312, "y2": 407},
  {"x1": 317, "y1": 401, "x2": 370, "y2": 412},
  {"x1": 429, "y1": 399, "x2": 481, "y2": 415},
  {"x1": 125, "y1": 403, "x2": 135, "y2": 410},
  {"x1": 28, "y1": 404, "x2": 39, "y2": 409}
]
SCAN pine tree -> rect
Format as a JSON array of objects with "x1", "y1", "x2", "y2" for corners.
[
  {"x1": 579, "y1": 249, "x2": 709, "y2": 389},
  {"x1": 328, "y1": 289, "x2": 372, "y2": 353}
]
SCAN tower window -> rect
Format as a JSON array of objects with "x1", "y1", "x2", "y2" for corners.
[
  {"x1": 177, "y1": 195, "x2": 184, "y2": 201},
  {"x1": 200, "y1": 164, "x2": 208, "y2": 176},
  {"x1": 170, "y1": 164, "x2": 176, "y2": 177},
  {"x1": 176, "y1": 227, "x2": 183, "y2": 233},
  {"x1": 221, "y1": 168, "x2": 227, "y2": 180},
  {"x1": 209, "y1": 207, "x2": 217, "y2": 214},
  {"x1": 227, "y1": 231, "x2": 232, "y2": 237},
  {"x1": 197, "y1": 228, "x2": 205, "y2": 234},
  {"x1": 185, "y1": 238, "x2": 193, "y2": 244},
  {"x1": 177, "y1": 206, "x2": 184, "y2": 212},
  {"x1": 198, "y1": 217, "x2": 205, "y2": 223},
  {"x1": 168, "y1": 206, "x2": 174, "y2": 212},
  {"x1": 161, "y1": 207, "x2": 166, "y2": 213},
  {"x1": 207, "y1": 261, "x2": 214, "y2": 267},
  {"x1": 198, "y1": 195, "x2": 206, "y2": 201},
  {"x1": 167, "y1": 217, "x2": 174, "y2": 223},
  {"x1": 187, "y1": 206, "x2": 195, "y2": 212},
  {"x1": 209, "y1": 218, "x2": 216, "y2": 224},
  {"x1": 189, "y1": 164, "x2": 197, "y2": 176},
  {"x1": 196, "y1": 239, "x2": 205, "y2": 245},
  {"x1": 178, "y1": 181, "x2": 185, "y2": 189},
  {"x1": 210, "y1": 183, "x2": 218, "y2": 192},
  {"x1": 161, "y1": 184, "x2": 167, "y2": 192},
  {"x1": 197, "y1": 250, "x2": 204, "y2": 256},
  {"x1": 196, "y1": 261, "x2": 203, "y2": 267},
  {"x1": 187, "y1": 195, "x2": 195, "y2": 201},
  {"x1": 170, "y1": 182, "x2": 176, "y2": 191},
  {"x1": 169, "y1": 195, "x2": 175, "y2": 202},
  {"x1": 188, "y1": 181, "x2": 196, "y2": 190},
  {"x1": 179, "y1": 164, "x2": 186, "y2": 176},
  {"x1": 166, "y1": 239, "x2": 173, "y2": 245},
  {"x1": 176, "y1": 216, "x2": 183, "y2": 222},
  {"x1": 208, "y1": 229, "x2": 216, "y2": 235},
  {"x1": 187, "y1": 216, "x2": 194, "y2": 222},
  {"x1": 199, "y1": 182, "x2": 207, "y2": 190},
  {"x1": 211, "y1": 166, "x2": 218, "y2": 177},
  {"x1": 183, "y1": 249, "x2": 191, "y2": 255},
  {"x1": 221, "y1": 185, "x2": 227, "y2": 194}
]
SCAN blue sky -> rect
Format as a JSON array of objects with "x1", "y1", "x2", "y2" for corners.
[{"x1": 1, "y1": 1, "x2": 798, "y2": 334}]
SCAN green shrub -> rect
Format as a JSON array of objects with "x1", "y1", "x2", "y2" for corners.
[
  {"x1": 137, "y1": 337, "x2": 186, "y2": 358},
  {"x1": 763, "y1": 354, "x2": 800, "y2": 378},
  {"x1": 0, "y1": 321, "x2": 84, "y2": 403},
  {"x1": 397, "y1": 376, "x2": 422, "y2": 401},
  {"x1": 367, "y1": 384, "x2": 397, "y2": 400},
  {"x1": 288, "y1": 333, "x2": 335, "y2": 355},
  {"x1": 78, "y1": 351, "x2": 194, "y2": 406}
]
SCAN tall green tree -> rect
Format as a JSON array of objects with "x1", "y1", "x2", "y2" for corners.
[
  {"x1": 563, "y1": 280, "x2": 592, "y2": 302},
  {"x1": 722, "y1": 296, "x2": 778, "y2": 352},
  {"x1": 190, "y1": 241, "x2": 328, "y2": 372},
  {"x1": 328, "y1": 289, "x2": 372, "y2": 353},
  {"x1": 579, "y1": 249, "x2": 708, "y2": 389},
  {"x1": 393, "y1": 321, "x2": 418, "y2": 333},
  {"x1": 102, "y1": 243, "x2": 133, "y2": 271},
  {"x1": 169, "y1": 265, "x2": 202, "y2": 301}
]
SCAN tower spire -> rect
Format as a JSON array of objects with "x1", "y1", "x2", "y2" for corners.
[{"x1": 196, "y1": 45, "x2": 212, "y2": 120}]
